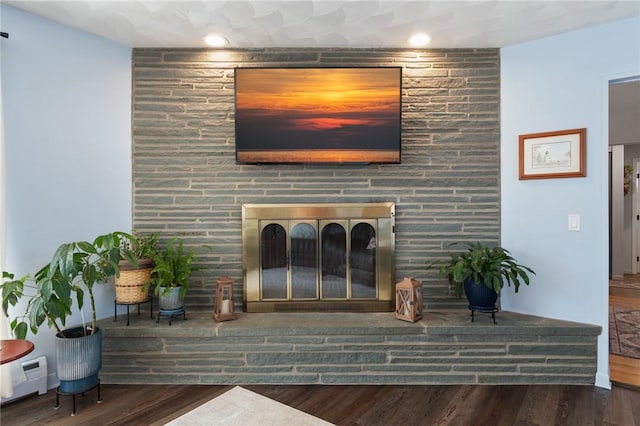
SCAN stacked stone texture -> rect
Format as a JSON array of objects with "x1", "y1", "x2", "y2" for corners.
[
  {"x1": 132, "y1": 48, "x2": 500, "y2": 311},
  {"x1": 100, "y1": 312, "x2": 599, "y2": 385}
]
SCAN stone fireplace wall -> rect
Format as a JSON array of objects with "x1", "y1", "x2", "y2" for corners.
[{"x1": 132, "y1": 48, "x2": 500, "y2": 311}]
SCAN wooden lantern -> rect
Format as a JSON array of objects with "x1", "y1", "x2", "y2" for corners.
[
  {"x1": 213, "y1": 276, "x2": 236, "y2": 322},
  {"x1": 395, "y1": 276, "x2": 423, "y2": 322}
]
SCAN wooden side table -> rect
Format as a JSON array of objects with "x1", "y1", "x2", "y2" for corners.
[{"x1": 0, "y1": 339, "x2": 34, "y2": 364}]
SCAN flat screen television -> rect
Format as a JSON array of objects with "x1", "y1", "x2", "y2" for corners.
[{"x1": 234, "y1": 67, "x2": 402, "y2": 164}]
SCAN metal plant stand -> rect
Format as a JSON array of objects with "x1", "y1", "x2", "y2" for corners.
[
  {"x1": 469, "y1": 306, "x2": 498, "y2": 324},
  {"x1": 114, "y1": 296, "x2": 153, "y2": 326},
  {"x1": 54, "y1": 380, "x2": 101, "y2": 416},
  {"x1": 157, "y1": 307, "x2": 186, "y2": 325}
]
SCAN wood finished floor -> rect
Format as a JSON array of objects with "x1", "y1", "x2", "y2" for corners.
[
  {"x1": 1, "y1": 383, "x2": 639, "y2": 425},
  {"x1": 610, "y1": 273, "x2": 640, "y2": 303},
  {"x1": 610, "y1": 273, "x2": 640, "y2": 387}
]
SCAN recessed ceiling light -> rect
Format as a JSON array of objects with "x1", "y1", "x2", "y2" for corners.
[
  {"x1": 409, "y1": 33, "x2": 431, "y2": 47},
  {"x1": 204, "y1": 35, "x2": 228, "y2": 47}
]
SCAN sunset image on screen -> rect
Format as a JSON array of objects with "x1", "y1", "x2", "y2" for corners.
[{"x1": 234, "y1": 67, "x2": 401, "y2": 164}]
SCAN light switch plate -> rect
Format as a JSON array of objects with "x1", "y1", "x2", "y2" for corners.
[{"x1": 568, "y1": 214, "x2": 580, "y2": 231}]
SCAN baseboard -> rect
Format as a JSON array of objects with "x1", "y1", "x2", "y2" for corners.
[{"x1": 595, "y1": 372, "x2": 611, "y2": 389}]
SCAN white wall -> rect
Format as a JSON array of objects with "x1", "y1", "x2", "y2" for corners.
[
  {"x1": 1, "y1": 5, "x2": 131, "y2": 389},
  {"x1": 501, "y1": 16, "x2": 640, "y2": 388}
]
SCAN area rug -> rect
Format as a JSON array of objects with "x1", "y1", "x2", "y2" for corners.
[
  {"x1": 609, "y1": 306, "x2": 640, "y2": 359},
  {"x1": 164, "y1": 386, "x2": 334, "y2": 426}
]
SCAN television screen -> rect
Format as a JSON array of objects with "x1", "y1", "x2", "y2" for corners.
[{"x1": 234, "y1": 67, "x2": 402, "y2": 164}]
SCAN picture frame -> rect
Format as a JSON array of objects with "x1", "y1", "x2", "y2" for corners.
[
  {"x1": 518, "y1": 128, "x2": 586, "y2": 180},
  {"x1": 234, "y1": 67, "x2": 402, "y2": 164}
]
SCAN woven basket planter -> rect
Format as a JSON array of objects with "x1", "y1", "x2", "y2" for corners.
[{"x1": 115, "y1": 258, "x2": 153, "y2": 303}]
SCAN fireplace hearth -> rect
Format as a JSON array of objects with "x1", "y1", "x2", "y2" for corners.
[{"x1": 242, "y1": 203, "x2": 395, "y2": 312}]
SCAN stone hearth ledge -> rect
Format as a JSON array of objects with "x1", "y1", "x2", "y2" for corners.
[
  {"x1": 99, "y1": 310, "x2": 602, "y2": 339},
  {"x1": 99, "y1": 310, "x2": 601, "y2": 385}
]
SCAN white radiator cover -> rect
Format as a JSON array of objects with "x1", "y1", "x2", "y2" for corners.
[{"x1": 0, "y1": 356, "x2": 48, "y2": 404}]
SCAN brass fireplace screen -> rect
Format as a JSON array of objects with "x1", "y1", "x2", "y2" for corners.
[{"x1": 242, "y1": 203, "x2": 395, "y2": 312}]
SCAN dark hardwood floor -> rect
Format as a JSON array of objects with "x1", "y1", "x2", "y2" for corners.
[{"x1": 1, "y1": 384, "x2": 639, "y2": 425}]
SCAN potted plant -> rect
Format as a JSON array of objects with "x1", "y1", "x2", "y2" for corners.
[
  {"x1": 151, "y1": 237, "x2": 203, "y2": 312},
  {"x1": 115, "y1": 231, "x2": 159, "y2": 304},
  {"x1": 1, "y1": 231, "x2": 132, "y2": 394},
  {"x1": 433, "y1": 242, "x2": 535, "y2": 311}
]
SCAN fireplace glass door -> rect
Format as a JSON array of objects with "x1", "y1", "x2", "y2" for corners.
[
  {"x1": 260, "y1": 222, "x2": 287, "y2": 299},
  {"x1": 291, "y1": 222, "x2": 318, "y2": 299},
  {"x1": 320, "y1": 221, "x2": 347, "y2": 299},
  {"x1": 259, "y1": 220, "x2": 377, "y2": 301},
  {"x1": 349, "y1": 221, "x2": 377, "y2": 299}
]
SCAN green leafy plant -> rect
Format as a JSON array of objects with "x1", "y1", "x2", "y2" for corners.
[
  {"x1": 151, "y1": 237, "x2": 207, "y2": 300},
  {"x1": 1, "y1": 232, "x2": 134, "y2": 339},
  {"x1": 120, "y1": 231, "x2": 159, "y2": 264},
  {"x1": 432, "y1": 242, "x2": 535, "y2": 297}
]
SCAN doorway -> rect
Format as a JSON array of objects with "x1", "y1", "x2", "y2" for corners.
[
  {"x1": 608, "y1": 77, "x2": 640, "y2": 387},
  {"x1": 632, "y1": 159, "x2": 640, "y2": 274}
]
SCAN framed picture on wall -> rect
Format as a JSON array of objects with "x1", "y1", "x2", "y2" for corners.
[{"x1": 519, "y1": 128, "x2": 586, "y2": 180}]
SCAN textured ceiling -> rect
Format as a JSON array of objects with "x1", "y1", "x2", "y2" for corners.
[{"x1": 4, "y1": 1, "x2": 640, "y2": 48}]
